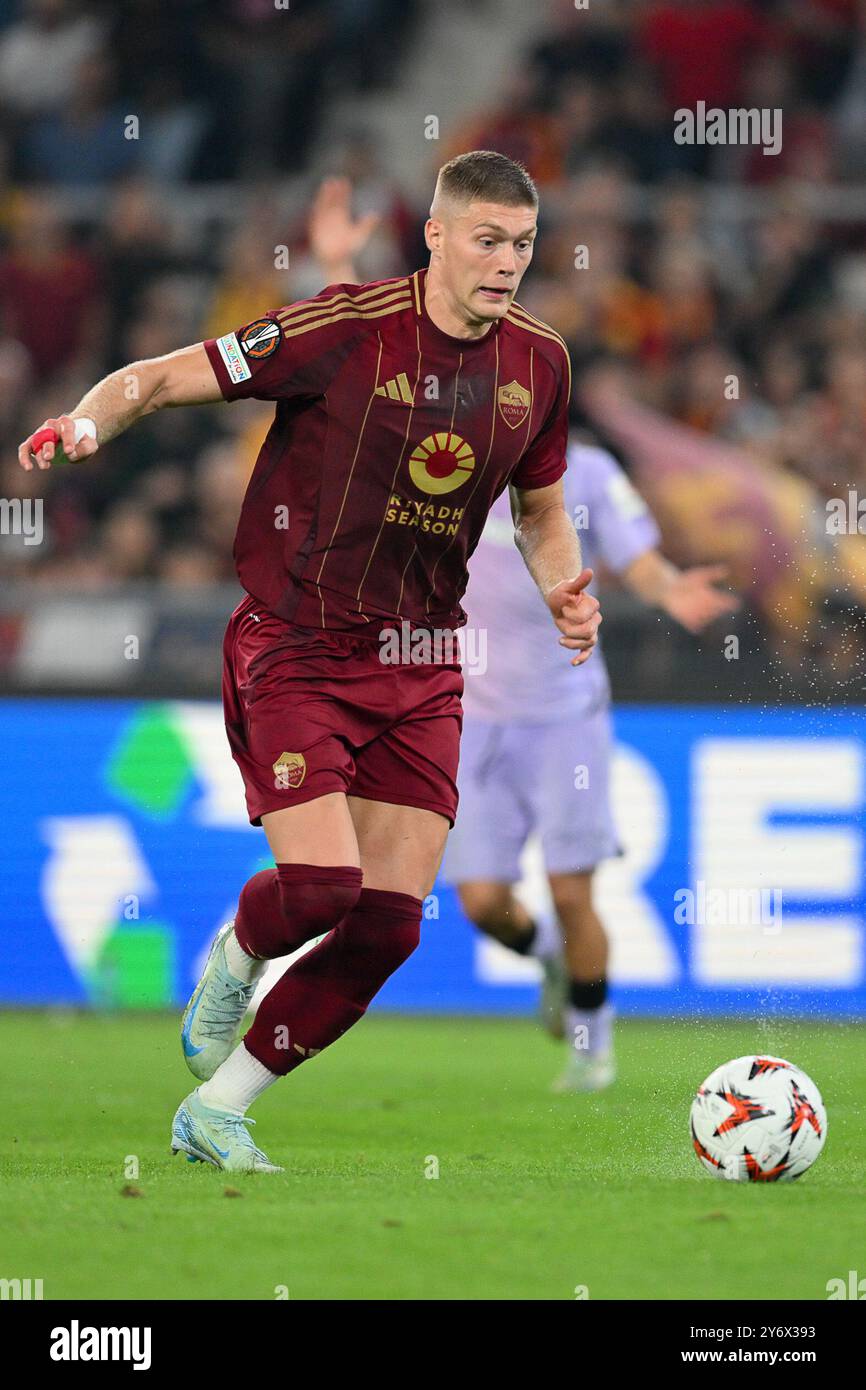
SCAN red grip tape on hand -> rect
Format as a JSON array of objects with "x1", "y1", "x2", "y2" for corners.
[{"x1": 29, "y1": 427, "x2": 61, "y2": 454}]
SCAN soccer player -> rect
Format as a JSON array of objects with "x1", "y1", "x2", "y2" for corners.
[
  {"x1": 444, "y1": 442, "x2": 739, "y2": 1092},
  {"x1": 19, "y1": 150, "x2": 601, "y2": 1173},
  {"x1": 303, "y1": 176, "x2": 739, "y2": 1095}
]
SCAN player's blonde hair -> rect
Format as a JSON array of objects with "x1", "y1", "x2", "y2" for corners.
[{"x1": 432, "y1": 150, "x2": 538, "y2": 215}]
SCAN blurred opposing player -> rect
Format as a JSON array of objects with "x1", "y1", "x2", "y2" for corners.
[
  {"x1": 19, "y1": 151, "x2": 601, "y2": 1172},
  {"x1": 444, "y1": 443, "x2": 739, "y2": 1092}
]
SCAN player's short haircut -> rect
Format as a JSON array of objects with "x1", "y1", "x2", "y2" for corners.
[{"x1": 433, "y1": 150, "x2": 538, "y2": 213}]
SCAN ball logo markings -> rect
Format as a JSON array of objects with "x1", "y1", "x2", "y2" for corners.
[
  {"x1": 713, "y1": 1089, "x2": 775, "y2": 1135},
  {"x1": 786, "y1": 1081, "x2": 822, "y2": 1138}
]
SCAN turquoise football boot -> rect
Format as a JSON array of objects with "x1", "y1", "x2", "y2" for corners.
[
  {"x1": 181, "y1": 922, "x2": 255, "y2": 1080},
  {"x1": 171, "y1": 1089, "x2": 283, "y2": 1174}
]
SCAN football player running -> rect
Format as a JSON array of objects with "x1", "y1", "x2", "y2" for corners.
[
  {"x1": 306, "y1": 175, "x2": 739, "y2": 1096},
  {"x1": 19, "y1": 152, "x2": 600, "y2": 1171}
]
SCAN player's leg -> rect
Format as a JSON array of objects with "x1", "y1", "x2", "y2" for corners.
[
  {"x1": 226, "y1": 705, "x2": 456, "y2": 1082},
  {"x1": 176, "y1": 798, "x2": 443, "y2": 1171},
  {"x1": 280, "y1": 798, "x2": 448, "y2": 1054},
  {"x1": 534, "y1": 707, "x2": 619, "y2": 1093},
  {"x1": 455, "y1": 881, "x2": 564, "y2": 970},
  {"x1": 183, "y1": 601, "x2": 372, "y2": 1074},
  {"x1": 443, "y1": 719, "x2": 566, "y2": 1032},
  {"x1": 231, "y1": 795, "x2": 361, "y2": 963},
  {"x1": 348, "y1": 795, "x2": 447, "y2": 898},
  {"x1": 174, "y1": 633, "x2": 461, "y2": 1172},
  {"x1": 245, "y1": 667, "x2": 465, "y2": 1071},
  {"x1": 550, "y1": 869, "x2": 607, "y2": 983},
  {"x1": 547, "y1": 869, "x2": 615, "y2": 1093},
  {"x1": 174, "y1": 603, "x2": 370, "y2": 1170},
  {"x1": 194, "y1": 794, "x2": 363, "y2": 1072},
  {"x1": 457, "y1": 880, "x2": 532, "y2": 948},
  {"x1": 229, "y1": 798, "x2": 443, "y2": 1092},
  {"x1": 181, "y1": 795, "x2": 363, "y2": 1079},
  {"x1": 181, "y1": 599, "x2": 367, "y2": 1079},
  {"x1": 173, "y1": 792, "x2": 365, "y2": 1172},
  {"x1": 456, "y1": 879, "x2": 568, "y2": 1036},
  {"x1": 181, "y1": 798, "x2": 449, "y2": 1171}
]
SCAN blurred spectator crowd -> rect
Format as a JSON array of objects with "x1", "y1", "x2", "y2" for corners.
[{"x1": 1, "y1": 0, "x2": 866, "y2": 682}]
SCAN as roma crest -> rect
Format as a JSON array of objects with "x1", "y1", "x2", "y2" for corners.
[
  {"x1": 273, "y1": 751, "x2": 306, "y2": 790},
  {"x1": 497, "y1": 380, "x2": 531, "y2": 429}
]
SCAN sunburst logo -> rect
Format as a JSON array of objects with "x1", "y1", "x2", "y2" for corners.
[{"x1": 408, "y1": 432, "x2": 475, "y2": 496}]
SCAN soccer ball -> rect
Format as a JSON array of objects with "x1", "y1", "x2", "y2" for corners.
[{"x1": 690, "y1": 1055, "x2": 827, "y2": 1182}]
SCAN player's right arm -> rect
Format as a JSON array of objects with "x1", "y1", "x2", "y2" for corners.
[{"x1": 18, "y1": 342, "x2": 221, "y2": 471}]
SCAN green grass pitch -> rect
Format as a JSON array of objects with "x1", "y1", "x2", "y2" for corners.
[{"x1": 2, "y1": 1012, "x2": 865, "y2": 1301}]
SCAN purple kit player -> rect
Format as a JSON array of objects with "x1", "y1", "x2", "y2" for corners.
[{"x1": 443, "y1": 441, "x2": 738, "y2": 1092}]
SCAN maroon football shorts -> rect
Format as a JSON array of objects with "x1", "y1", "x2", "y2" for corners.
[{"x1": 222, "y1": 594, "x2": 464, "y2": 826}]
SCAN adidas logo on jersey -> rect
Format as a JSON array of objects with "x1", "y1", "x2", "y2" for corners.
[{"x1": 375, "y1": 372, "x2": 415, "y2": 405}]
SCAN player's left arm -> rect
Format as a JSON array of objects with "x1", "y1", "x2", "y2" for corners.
[
  {"x1": 622, "y1": 550, "x2": 740, "y2": 633},
  {"x1": 510, "y1": 478, "x2": 601, "y2": 666}
]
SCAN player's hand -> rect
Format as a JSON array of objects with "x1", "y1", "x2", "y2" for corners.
[
  {"x1": 546, "y1": 568, "x2": 601, "y2": 666},
  {"x1": 18, "y1": 416, "x2": 98, "y2": 472},
  {"x1": 308, "y1": 177, "x2": 380, "y2": 271},
  {"x1": 660, "y1": 564, "x2": 740, "y2": 634}
]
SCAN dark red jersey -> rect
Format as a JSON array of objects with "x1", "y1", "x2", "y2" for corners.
[{"x1": 204, "y1": 267, "x2": 570, "y2": 632}]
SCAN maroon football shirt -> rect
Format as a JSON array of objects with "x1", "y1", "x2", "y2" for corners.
[{"x1": 203, "y1": 266, "x2": 571, "y2": 632}]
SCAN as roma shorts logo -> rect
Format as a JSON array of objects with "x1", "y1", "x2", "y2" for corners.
[
  {"x1": 409, "y1": 431, "x2": 475, "y2": 496},
  {"x1": 273, "y1": 751, "x2": 306, "y2": 790},
  {"x1": 497, "y1": 380, "x2": 531, "y2": 429},
  {"x1": 239, "y1": 318, "x2": 281, "y2": 360}
]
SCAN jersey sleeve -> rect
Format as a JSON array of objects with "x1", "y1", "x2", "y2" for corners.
[
  {"x1": 568, "y1": 446, "x2": 661, "y2": 573},
  {"x1": 509, "y1": 346, "x2": 570, "y2": 491},
  {"x1": 203, "y1": 284, "x2": 360, "y2": 403}
]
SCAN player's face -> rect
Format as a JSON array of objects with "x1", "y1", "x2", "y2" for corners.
[{"x1": 435, "y1": 200, "x2": 537, "y2": 324}]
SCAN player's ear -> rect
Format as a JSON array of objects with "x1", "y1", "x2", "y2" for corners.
[{"x1": 424, "y1": 217, "x2": 442, "y2": 252}]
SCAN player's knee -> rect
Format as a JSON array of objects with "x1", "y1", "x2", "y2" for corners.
[
  {"x1": 346, "y1": 887, "x2": 422, "y2": 976},
  {"x1": 274, "y1": 863, "x2": 363, "y2": 940},
  {"x1": 236, "y1": 864, "x2": 363, "y2": 959},
  {"x1": 459, "y1": 884, "x2": 518, "y2": 941},
  {"x1": 386, "y1": 913, "x2": 421, "y2": 966}
]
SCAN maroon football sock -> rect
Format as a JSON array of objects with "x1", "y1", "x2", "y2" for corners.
[
  {"x1": 234, "y1": 863, "x2": 363, "y2": 960},
  {"x1": 242, "y1": 887, "x2": 422, "y2": 1073}
]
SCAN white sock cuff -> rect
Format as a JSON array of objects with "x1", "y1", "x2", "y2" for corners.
[
  {"x1": 223, "y1": 923, "x2": 264, "y2": 983},
  {"x1": 198, "y1": 1042, "x2": 278, "y2": 1114},
  {"x1": 564, "y1": 1002, "x2": 614, "y2": 1058}
]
